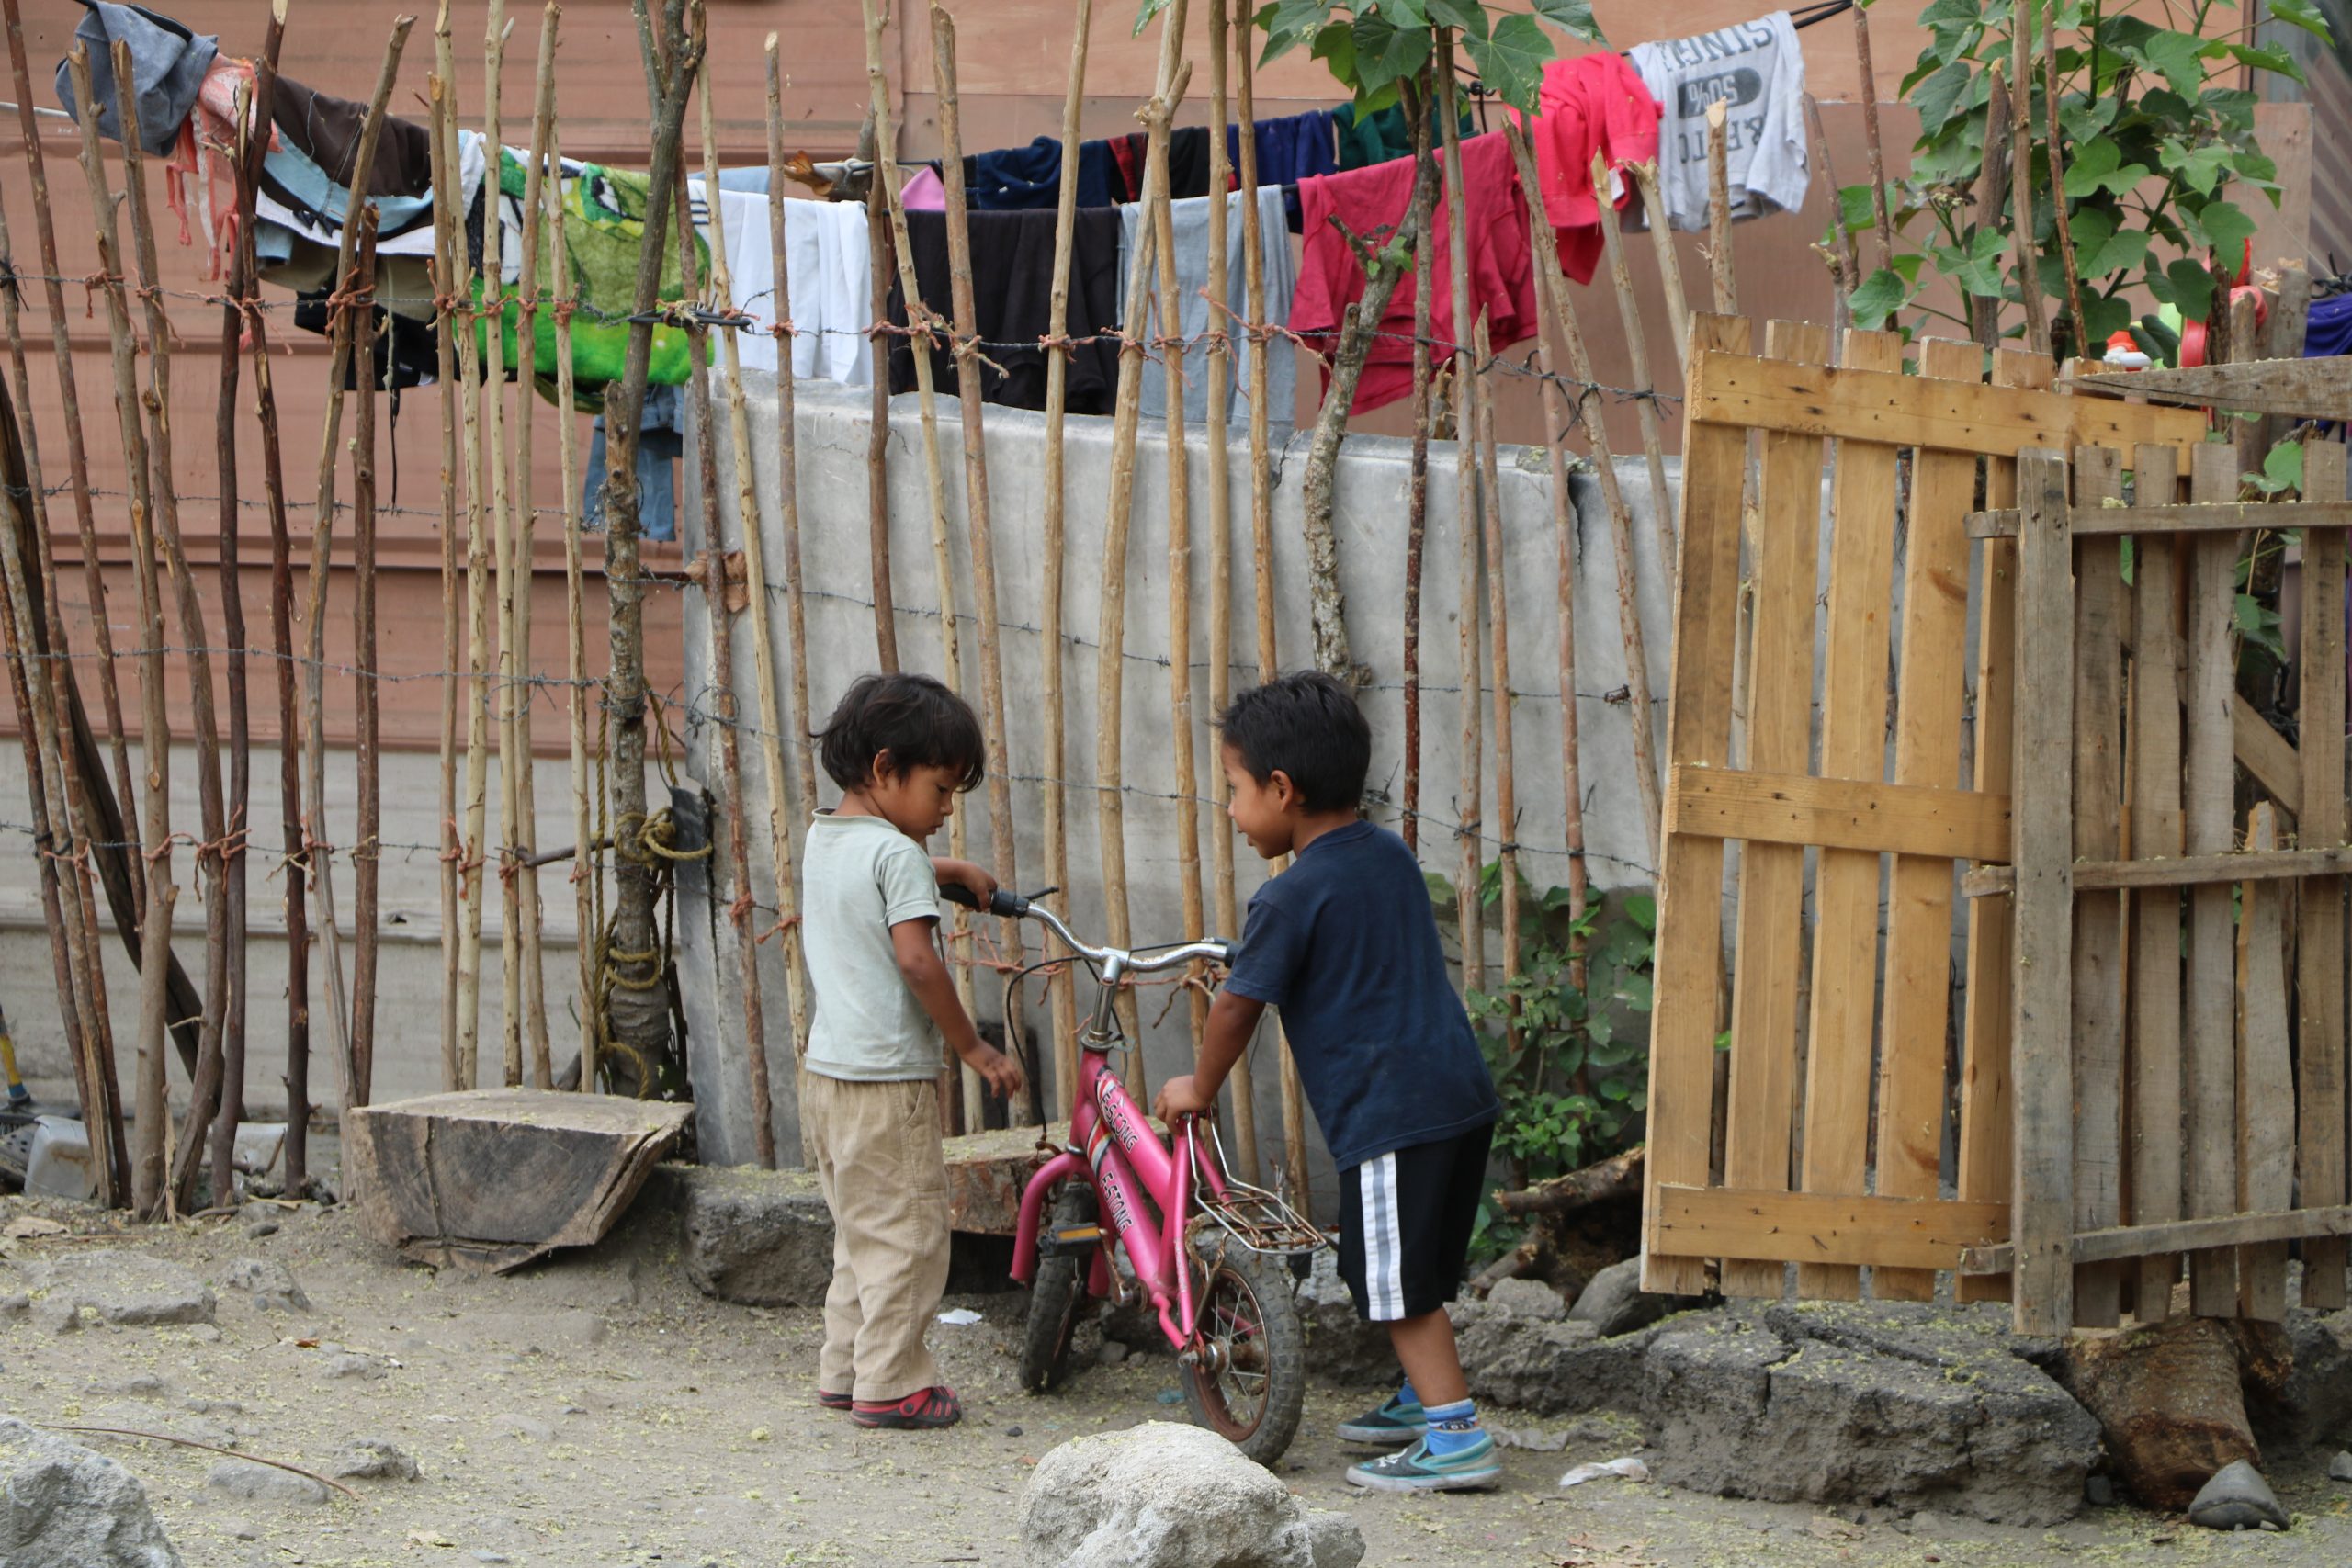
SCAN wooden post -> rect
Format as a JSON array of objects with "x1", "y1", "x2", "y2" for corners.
[
  {"x1": 933, "y1": 5, "x2": 1028, "y2": 1122},
  {"x1": 1471, "y1": 314, "x2": 1519, "y2": 1037},
  {"x1": 1630, "y1": 164, "x2": 1689, "y2": 364},
  {"x1": 209, "y1": 13, "x2": 282, "y2": 1200},
  {"x1": 1804, "y1": 91, "x2": 1859, "y2": 344},
  {"x1": 1535, "y1": 344, "x2": 1589, "y2": 987},
  {"x1": 1203, "y1": 0, "x2": 1242, "y2": 1134},
  {"x1": 2127, "y1": 444, "x2": 2185, "y2": 1318},
  {"x1": 2009, "y1": 0, "x2": 2048, "y2": 355},
  {"x1": 2041, "y1": 17, "x2": 2087, "y2": 356},
  {"x1": 1402, "y1": 90, "x2": 1434, "y2": 860},
  {"x1": 65, "y1": 45, "x2": 175, "y2": 1215},
  {"x1": 3, "y1": 0, "x2": 142, "y2": 878},
  {"x1": 1504, "y1": 121, "x2": 1662, "y2": 866},
  {"x1": 2237, "y1": 801, "x2": 2293, "y2": 1321},
  {"x1": 432, "y1": 33, "x2": 462, "y2": 1095},
  {"x1": 2297, "y1": 437, "x2": 2349, "y2": 1312},
  {"x1": 2010, "y1": 446, "x2": 2075, "y2": 1337},
  {"x1": 860, "y1": 0, "x2": 978, "y2": 1123},
  {"x1": 453, "y1": 14, "x2": 494, "y2": 1092},
  {"x1": 1095, "y1": 0, "x2": 1193, "y2": 1100},
  {"x1": 682, "y1": 35, "x2": 775, "y2": 1168},
  {"x1": 1704, "y1": 101, "x2": 1736, "y2": 316},
  {"x1": 1970, "y1": 62, "x2": 2013, "y2": 352},
  {"x1": 1853, "y1": 0, "x2": 1896, "y2": 273},
  {"x1": 864, "y1": 137, "x2": 899, "y2": 675},
  {"x1": 349, "y1": 214, "x2": 383, "y2": 1114},
  {"x1": 300, "y1": 20, "x2": 413, "y2": 1119},
  {"x1": 1040, "y1": 0, "x2": 1094, "y2": 1124},
  {"x1": 482, "y1": 0, "x2": 524, "y2": 1090},
  {"x1": 543, "y1": 71, "x2": 597, "y2": 1091},
  {"x1": 511, "y1": 2, "x2": 560, "y2": 1089},
  {"x1": 1437, "y1": 39, "x2": 1485, "y2": 998},
  {"x1": 108, "y1": 40, "x2": 236, "y2": 1213},
  {"x1": 1592, "y1": 149, "x2": 1677, "y2": 597}
]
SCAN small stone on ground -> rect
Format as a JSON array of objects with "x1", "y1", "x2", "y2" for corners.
[
  {"x1": 205, "y1": 1459, "x2": 330, "y2": 1506},
  {"x1": 1019, "y1": 1422, "x2": 1363, "y2": 1568},
  {"x1": 330, "y1": 1438, "x2": 420, "y2": 1482},
  {"x1": 2187, "y1": 1460, "x2": 2290, "y2": 1531},
  {"x1": 1485, "y1": 1278, "x2": 1569, "y2": 1322},
  {"x1": 2329, "y1": 1450, "x2": 2352, "y2": 1483}
]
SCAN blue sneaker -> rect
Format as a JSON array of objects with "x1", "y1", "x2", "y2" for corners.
[
  {"x1": 1336, "y1": 1391, "x2": 1427, "y2": 1445},
  {"x1": 1346, "y1": 1434, "x2": 1503, "y2": 1492}
]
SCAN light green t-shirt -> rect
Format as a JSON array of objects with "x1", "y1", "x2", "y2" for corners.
[{"x1": 800, "y1": 812, "x2": 945, "y2": 1082}]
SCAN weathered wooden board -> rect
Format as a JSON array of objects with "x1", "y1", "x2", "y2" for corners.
[
  {"x1": 2128, "y1": 444, "x2": 2185, "y2": 1321},
  {"x1": 344, "y1": 1089, "x2": 695, "y2": 1271},
  {"x1": 1652, "y1": 1186, "x2": 2008, "y2": 1274},
  {"x1": 1666, "y1": 767, "x2": 2009, "y2": 862},
  {"x1": 2237, "y1": 804, "x2": 2293, "y2": 1321},
  {"x1": 2064, "y1": 355, "x2": 2352, "y2": 422},
  {"x1": 1961, "y1": 1203, "x2": 2352, "y2": 1275},
  {"x1": 1963, "y1": 845, "x2": 2352, "y2": 896},
  {"x1": 2300, "y1": 439, "x2": 2350, "y2": 1312},
  {"x1": 1968, "y1": 500, "x2": 2352, "y2": 538}
]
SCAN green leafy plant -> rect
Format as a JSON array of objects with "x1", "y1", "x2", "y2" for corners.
[
  {"x1": 1242, "y1": 0, "x2": 1602, "y2": 114},
  {"x1": 1837, "y1": 0, "x2": 2328, "y2": 352}
]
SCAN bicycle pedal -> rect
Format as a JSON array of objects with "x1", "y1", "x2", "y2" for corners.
[{"x1": 1039, "y1": 1224, "x2": 1102, "y2": 1258}]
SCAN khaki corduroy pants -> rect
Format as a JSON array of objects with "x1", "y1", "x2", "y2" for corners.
[{"x1": 799, "y1": 1071, "x2": 951, "y2": 1404}]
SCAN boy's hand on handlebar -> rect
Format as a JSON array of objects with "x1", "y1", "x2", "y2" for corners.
[
  {"x1": 1152, "y1": 1074, "x2": 1216, "y2": 1124},
  {"x1": 933, "y1": 858, "x2": 997, "y2": 906},
  {"x1": 956, "y1": 1038, "x2": 1025, "y2": 1100}
]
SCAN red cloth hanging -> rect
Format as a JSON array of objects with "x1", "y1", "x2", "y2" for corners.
[{"x1": 1521, "y1": 52, "x2": 1660, "y2": 287}]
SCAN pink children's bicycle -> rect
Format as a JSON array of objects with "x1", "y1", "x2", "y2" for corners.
[{"x1": 942, "y1": 886, "x2": 1323, "y2": 1464}]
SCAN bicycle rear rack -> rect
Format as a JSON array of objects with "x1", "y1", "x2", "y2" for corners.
[{"x1": 1190, "y1": 1123, "x2": 1326, "y2": 1257}]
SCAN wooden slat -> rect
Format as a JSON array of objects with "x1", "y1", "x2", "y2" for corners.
[
  {"x1": 2236, "y1": 705, "x2": 2304, "y2": 816},
  {"x1": 2237, "y1": 803, "x2": 2294, "y2": 1320},
  {"x1": 1966, "y1": 500, "x2": 2352, "y2": 538},
  {"x1": 2128, "y1": 444, "x2": 2186, "y2": 1322},
  {"x1": 2064, "y1": 355, "x2": 2352, "y2": 422},
  {"x1": 1643, "y1": 313, "x2": 1756, "y2": 1297},
  {"x1": 1687, "y1": 347, "x2": 2209, "y2": 460},
  {"x1": 1865, "y1": 339, "x2": 1981, "y2": 1303},
  {"x1": 2010, "y1": 447, "x2": 2076, "y2": 1336},
  {"x1": 2300, "y1": 439, "x2": 2349, "y2": 1312},
  {"x1": 1653, "y1": 1186, "x2": 2009, "y2": 1273},
  {"x1": 2185, "y1": 443, "x2": 2244, "y2": 1316},
  {"x1": 1793, "y1": 327, "x2": 1902, "y2": 1301},
  {"x1": 1957, "y1": 347, "x2": 2052, "y2": 1304},
  {"x1": 1666, "y1": 766, "x2": 2010, "y2": 862},
  {"x1": 1963, "y1": 845, "x2": 2352, "y2": 896},
  {"x1": 1961, "y1": 1204, "x2": 2352, "y2": 1274},
  {"x1": 1718, "y1": 321, "x2": 1828, "y2": 1300},
  {"x1": 2069, "y1": 446, "x2": 2128, "y2": 1326}
]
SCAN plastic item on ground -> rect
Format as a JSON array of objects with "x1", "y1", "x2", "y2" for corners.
[
  {"x1": 25, "y1": 1116, "x2": 97, "y2": 1202},
  {"x1": 1559, "y1": 1455, "x2": 1653, "y2": 1487}
]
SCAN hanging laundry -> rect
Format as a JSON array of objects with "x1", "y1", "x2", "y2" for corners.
[
  {"x1": 254, "y1": 127, "x2": 480, "y2": 269},
  {"x1": 688, "y1": 177, "x2": 873, "y2": 387},
  {"x1": 1330, "y1": 100, "x2": 1471, "y2": 171},
  {"x1": 899, "y1": 164, "x2": 947, "y2": 211},
  {"x1": 585, "y1": 386, "x2": 686, "y2": 543},
  {"x1": 1227, "y1": 109, "x2": 1338, "y2": 187},
  {"x1": 175, "y1": 57, "x2": 274, "y2": 277},
  {"x1": 1110, "y1": 135, "x2": 1144, "y2": 204},
  {"x1": 52, "y1": 0, "x2": 216, "y2": 155},
  {"x1": 267, "y1": 72, "x2": 436, "y2": 200},
  {"x1": 2304, "y1": 293, "x2": 2351, "y2": 359},
  {"x1": 886, "y1": 207, "x2": 1125, "y2": 414},
  {"x1": 1116, "y1": 185, "x2": 1297, "y2": 431},
  {"x1": 1522, "y1": 52, "x2": 1658, "y2": 285},
  {"x1": 1290, "y1": 130, "x2": 1536, "y2": 416},
  {"x1": 961, "y1": 135, "x2": 1121, "y2": 209},
  {"x1": 1117, "y1": 127, "x2": 1222, "y2": 201},
  {"x1": 1629, "y1": 12, "x2": 1810, "y2": 231}
]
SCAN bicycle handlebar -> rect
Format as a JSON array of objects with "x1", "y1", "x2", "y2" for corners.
[{"x1": 939, "y1": 883, "x2": 1233, "y2": 972}]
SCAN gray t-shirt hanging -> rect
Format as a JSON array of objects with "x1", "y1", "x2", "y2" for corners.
[
  {"x1": 1117, "y1": 185, "x2": 1297, "y2": 433},
  {"x1": 1631, "y1": 11, "x2": 1811, "y2": 231}
]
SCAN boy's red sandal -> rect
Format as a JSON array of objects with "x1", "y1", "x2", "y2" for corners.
[
  {"x1": 818, "y1": 1390, "x2": 853, "y2": 1412},
  {"x1": 850, "y1": 1386, "x2": 962, "y2": 1429}
]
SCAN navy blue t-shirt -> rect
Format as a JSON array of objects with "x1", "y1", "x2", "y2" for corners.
[{"x1": 1222, "y1": 820, "x2": 1499, "y2": 1170}]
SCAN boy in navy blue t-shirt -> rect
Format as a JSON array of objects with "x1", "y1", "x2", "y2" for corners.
[{"x1": 1154, "y1": 672, "x2": 1503, "y2": 1492}]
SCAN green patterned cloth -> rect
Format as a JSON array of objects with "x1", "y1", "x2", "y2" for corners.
[{"x1": 1332, "y1": 101, "x2": 1475, "y2": 171}]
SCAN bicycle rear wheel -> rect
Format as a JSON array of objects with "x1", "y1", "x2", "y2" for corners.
[
  {"x1": 1018, "y1": 1183, "x2": 1096, "y2": 1393},
  {"x1": 1181, "y1": 1231, "x2": 1306, "y2": 1466}
]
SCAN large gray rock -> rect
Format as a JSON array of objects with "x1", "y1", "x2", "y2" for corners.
[
  {"x1": 1642, "y1": 1303, "x2": 2099, "y2": 1528},
  {"x1": 669, "y1": 1164, "x2": 835, "y2": 1307},
  {"x1": 0, "y1": 1416, "x2": 182, "y2": 1566},
  {"x1": 1567, "y1": 1256, "x2": 1690, "y2": 1337},
  {"x1": 1295, "y1": 1249, "x2": 1395, "y2": 1387},
  {"x1": 1456, "y1": 1310, "x2": 1659, "y2": 1416},
  {"x1": 2256, "y1": 1304, "x2": 2352, "y2": 1453},
  {"x1": 1018, "y1": 1423, "x2": 1364, "y2": 1568},
  {"x1": 8, "y1": 1252, "x2": 216, "y2": 1331}
]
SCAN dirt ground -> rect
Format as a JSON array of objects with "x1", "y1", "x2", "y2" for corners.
[{"x1": 5, "y1": 1187, "x2": 2351, "y2": 1568}]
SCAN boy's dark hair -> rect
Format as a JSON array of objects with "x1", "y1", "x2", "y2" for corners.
[
  {"x1": 1216, "y1": 671, "x2": 1370, "y2": 813},
  {"x1": 814, "y1": 672, "x2": 987, "y2": 794}
]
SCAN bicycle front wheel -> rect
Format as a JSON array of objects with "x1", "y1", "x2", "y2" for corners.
[
  {"x1": 1018, "y1": 1183, "x2": 1095, "y2": 1393},
  {"x1": 1180, "y1": 1232, "x2": 1306, "y2": 1466}
]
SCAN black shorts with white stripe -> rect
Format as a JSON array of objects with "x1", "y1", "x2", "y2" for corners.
[{"x1": 1336, "y1": 1122, "x2": 1495, "y2": 1323}]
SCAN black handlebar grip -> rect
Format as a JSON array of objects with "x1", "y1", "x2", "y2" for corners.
[
  {"x1": 938, "y1": 882, "x2": 978, "y2": 909},
  {"x1": 989, "y1": 888, "x2": 1030, "y2": 919}
]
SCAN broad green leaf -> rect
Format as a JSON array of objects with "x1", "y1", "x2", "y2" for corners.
[
  {"x1": 2263, "y1": 440, "x2": 2306, "y2": 495},
  {"x1": 2267, "y1": 0, "x2": 2335, "y2": 42},
  {"x1": 2060, "y1": 92, "x2": 2120, "y2": 141},
  {"x1": 2080, "y1": 292, "x2": 2134, "y2": 346},
  {"x1": 2132, "y1": 30, "x2": 2215, "y2": 98},
  {"x1": 1530, "y1": 0, "x2": 1604, "y2": 44},
  {"x1": 1311, "y1": 17, "x2": 1358, "y2": 85},
  {"x1": 1935, "y1": 230, "x2": 2010, "y2": 298},
  {"x1": 1257, "y1": 0, "x2": 1331, "y2": 65},
  {"x1": 1623, "y1": 892, "x2": 1656, "y2": 931},
  {"x1": 1463, "y1": 12, "x2": 1549, "y2": 115},
  {"x1": 2064, "y1": 139, "x2": 2153, "y2": 199},
  {"x1": 2195, "y1": 197, "x2": 2258, "y2": 262},
  {"x1": 2164, "y1": 256, "x2": 2217, "y2": 320},
  {"x1": 2230, "y1": 149, "x2": 2280, "y2": 188},
  {"x1": 2160, "y1": 138, "x2": 2233, "y2": 197},
  {"x1": 1838, "y1": 184, "x2": 1879, "y2": 234},
  {"x1": 2080, "y1": 227, "x2": 2152, "y2": 281},
  {"x1": 1351, "y1": 11, "x2": 1431, "y2": 97},
  {"x1": 1425, "y1": 0, "x2": 1488, "y2": 35},
  {"x1": 1134, "y1": 0, "x2": 1175, "y2": 39},
  {"x1": 2226, "y1": 42, "x2": 2302, "y2": 83},
  {"x1": 1911, "y1": 61, "x2": 1975, "y2": 136},
  {"x1": 1849, "y1": 266, "x2": 1913, "y2": 330},
  {"x1": 1378, "y1": 0, "x2": 1430, "y2": 21}
]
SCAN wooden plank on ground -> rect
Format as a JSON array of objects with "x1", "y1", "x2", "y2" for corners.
[
  {"x1": 1872, "y1": 338, "x2": 1984, "y2": 1303},
  {"x1": 1958, "y1": 347, "x2": 2053, "y2": 1304},
  {"x1": 2064, "y1": 355, "x2": 2352, "y2": 422},
  {"x1": 1967, "y1": 500, "x2": 2352, "y2": 538},
  {"x1": 1643, "y1": 313, "x2": 1756, "y2": 1297},
  {"x1": 1963, "y1": 846, "x2": 2352, "y2": 896},
  {"x1": 1718, "y1": 321, "x2": 1828, "y2": 1300},
  {"x1": 1795, "y1": 326, "x2": 1902, "y2": 1302},
  {"x1": 1960, "y1": 1202, "x2": 2352, "y2": 1274},
  {"x1": 1687, "y1": 347, "x2": 2208, "y2": 460},
  {"x1": 1666, "y1": 766, "x2": 2010, "y2": 862},
  {"x1": 2185, "y1": 442, "x2": 2244, "y2": 1316},
  {"x1": 2300, "y1": 438, "x2": 2349, "y2": 1313},
  {"x1": 1652, "y1": 1186, "x2": 2008, "y2": 1274},
  {"x1": 2010, "y1": 447, "x2": 2076, "y2": 1336},
  {"x1": 2069, "y1": 445, "x2": 2128, "y2": 1327},
  {"x1": 2129, "y1": 444, "x2": 2185, "y2": 1321},
  {"x1": 2237, "y1": 802, "x2": 2294, "y2": 1320}
]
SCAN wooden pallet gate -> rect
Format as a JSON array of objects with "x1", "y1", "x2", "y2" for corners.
[{"x1": 1637, "y1": 317, "x2": 2352, "y2": 1333}]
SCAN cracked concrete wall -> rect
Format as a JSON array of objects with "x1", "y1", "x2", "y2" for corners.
[{"x1": 675, "y1": 372, "x2": 1678, "y2": 1201}]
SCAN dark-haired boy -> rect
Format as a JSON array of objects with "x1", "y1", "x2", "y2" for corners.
[
  {"x1": 1154, "y1": 671, "x2": 1504, "y2": 1491},
  {"x1": 801, "y1": 672, "x2": 1025, "y2": 1430}
]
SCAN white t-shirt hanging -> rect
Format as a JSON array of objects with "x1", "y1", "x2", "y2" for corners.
[{"x1": 1629, "y1": 11, "x2": 1810, "y2": 231}]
